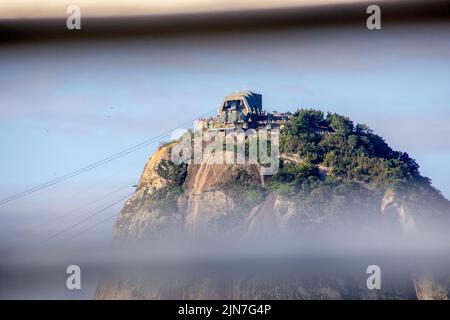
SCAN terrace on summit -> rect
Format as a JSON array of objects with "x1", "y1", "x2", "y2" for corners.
[{"x1": 196, "y1": 91, "x2": 293, "y2": 131}]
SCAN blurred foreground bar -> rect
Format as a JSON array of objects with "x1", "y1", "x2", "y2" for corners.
[{"x1": 0, "y1": 0, "x2": 449, "y2": 44}]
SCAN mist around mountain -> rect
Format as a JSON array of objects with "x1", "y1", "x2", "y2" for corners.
[{"x1": 95, "y1": 109, "x2": 450, "y2": 300}]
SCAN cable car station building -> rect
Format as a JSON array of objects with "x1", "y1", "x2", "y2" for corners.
[{"x1": 196, "y1": 91, "x2": 292, "y2": 131}]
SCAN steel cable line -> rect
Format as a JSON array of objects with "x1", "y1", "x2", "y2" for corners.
[
  {"x1": 0, "y1": 109, "x2": 215, "y2": 206},
  {"x1": 46, "y1": 184, "x2": 131, "y2": 224},
  {"x1": 18, "y1": 186, "x2": 133, "y2": 245},
  {"x1": 42, "y1": 191, "x2": 135, "y2": 243},
  {"x1": 69, "y1": 211, "x2": 120, "y2": 240},
  {"x1": 0, "y1": 124, "x2": 187, "y2": 205},
  {"x1": 53, "y1": 188, "x2": 132, "y2": 228},
  {"x1": 16, "y1": 185, "x2": 133, "y2": 244}
]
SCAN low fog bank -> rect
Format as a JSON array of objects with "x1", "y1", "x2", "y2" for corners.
[{"x1": 2, "y1": 224, "x2": 450, "y2": 299}]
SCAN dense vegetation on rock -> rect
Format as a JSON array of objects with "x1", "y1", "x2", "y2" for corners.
[
  {"x1": 269, "y1": 109, "x2": 438, "y2": 194},
  {"x1": 279, "y1": 109, "x2": 421, "y2": 184},
  {"x1": 148, "y1": 159, "x2": 187, "y2": 213}
]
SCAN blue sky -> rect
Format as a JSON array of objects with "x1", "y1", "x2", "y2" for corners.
[{"x1": 1, "y1": 23, "x2": 449, "y2": 246}]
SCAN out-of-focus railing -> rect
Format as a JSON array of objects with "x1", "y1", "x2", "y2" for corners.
[{"x1": 0, "y1": 0, "x2": 449, "y2": 45}]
